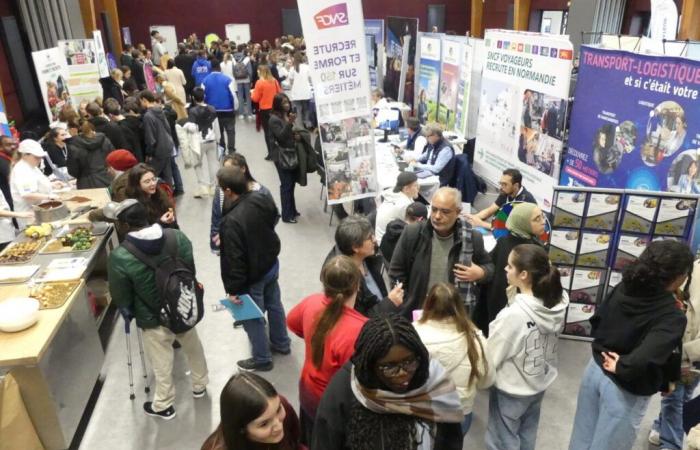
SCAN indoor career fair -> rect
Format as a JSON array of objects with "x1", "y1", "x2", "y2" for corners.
[{"x1": 312, "y1": 39, "x2": 364, "y2": 95}]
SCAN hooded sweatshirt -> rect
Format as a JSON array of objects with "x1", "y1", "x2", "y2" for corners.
[
  {"x1": 591, "y1": 282, "x2": 686, "y2": 396},
  {"x1": 487, "y1": 292, "x2": 568, "y2": 396},
  {"x1": 375, "y1": 189, "x2": 413, "y2": 242},
  {"x1": 66, "y1": 132, "x2": 114, "y2": 189},
  {"x1": 191, "y1": 57, "x2": 212, "y2": 87}
]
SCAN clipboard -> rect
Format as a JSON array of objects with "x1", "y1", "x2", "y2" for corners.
[{"x1": 219, "y1": 294, "x2": 264, "y2": 321}]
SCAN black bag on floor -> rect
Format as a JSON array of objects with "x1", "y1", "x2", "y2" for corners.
[{"x1": 122, "y1": 229, "x2": 204, "y2": 333}]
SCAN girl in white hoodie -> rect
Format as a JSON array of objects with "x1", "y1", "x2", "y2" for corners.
[
  {"x1": 486, "y1": 243, "x2": 568, "y2": 450},
  {"x1": 414, "y1": 282, "x2": 494, "y2": 437}
]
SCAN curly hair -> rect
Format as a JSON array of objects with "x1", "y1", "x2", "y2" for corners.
[
  {"x1": 346, "y1": 315, "x2": 434, "y2": 450},
  {"x1": 623, "y1": 240, "x2": 693, "y2": 295}
]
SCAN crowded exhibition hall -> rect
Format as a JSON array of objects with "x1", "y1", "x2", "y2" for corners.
[{"x1": 1, "y1": 0, "x2": 700, "y2": 449}]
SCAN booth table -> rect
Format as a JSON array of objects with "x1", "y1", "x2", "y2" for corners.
[
  {"x1": 0, "y1": 188, "x2": 118, "y2": 450},
  {"x1": 375, "y1": 138, "x2": 440, "y2": 198}
]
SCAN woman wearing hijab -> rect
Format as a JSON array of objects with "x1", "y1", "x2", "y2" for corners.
[{"x1": 474, "y1": 202, "x2": 546, "y2": 334}]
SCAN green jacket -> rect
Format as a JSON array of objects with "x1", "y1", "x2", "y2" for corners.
[{"x1": 108, "y1": 228, "x2": 194, "y2": 329}]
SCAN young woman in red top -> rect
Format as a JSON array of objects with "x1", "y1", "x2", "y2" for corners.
[
  {"x1": 287, "y1": 255, "x2": 367, "y2": 445},
  {"x1": 251, "y1": 64, "x2": 281, "y2": 160}
]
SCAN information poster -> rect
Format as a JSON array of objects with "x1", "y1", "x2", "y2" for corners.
[
  {"x1": 561, "y1": 47, "x2": 700, "y2": 193},
  {"x1": 92, "y1": 30, "x2": 110, "y2": 78},
  {"x1": 31, "y1": 47, "x2": 71, "y2": 122},
  {"x1": 58, "y1": 39, "x2": 101, "y2": 108},
  {"x1": 364, "y1": 19, "x2": 384, "y2": 89},
  {"x1": 438, "y1": 38, "x2": 461, "y2": 130},
  {"x1": 474, "y1": 30, "x2": 573, "y2": 210},
  {"x1": 455, "y1": 39, "x2": 474, "y2": 136},
  {"x1": 416, "y1": 34, "x2": 441, "y2": 124},
  {"x1": 385, "y1": 16, "x2": 418, "y2": 106},
  {"x1": 298, "y1": 0, "x2": 378, "y2": 204},
  {"x1": 466, "y1": 38, "x2": 486, "y2": 139}
]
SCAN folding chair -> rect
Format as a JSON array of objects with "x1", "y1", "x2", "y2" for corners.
[{"x1": 120, "y1": 308, "x2": 150, "y2": 400}]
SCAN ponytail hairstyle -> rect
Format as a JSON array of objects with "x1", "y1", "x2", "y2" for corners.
[
  {"x1": 80, "y1": 119, "x2": 96, "y2": 137},
  {"x1": 419, "y1": 283, "x2": 486, "y2": 386},
  {"x1": 623, "y1": 240, "x2": 693, "y2": 296},
  {"x1": 510, "y1": 244, "x2": 563, "y2": 308},
  {"x1": 311, "y1": 256, "x2": 361, "y2": 368}
]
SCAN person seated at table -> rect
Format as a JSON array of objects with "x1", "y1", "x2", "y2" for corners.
[
  {"x1": 324, "y1": 215, "x2": 404, "y2": 318},
  {"x1": 406, "y1": 122, "x2": 456, "y2": 187},
  {"x1": 399, "y1": 116, "x2": 427, "y2": 159},
  {"x1": 371, "y1": 88, "x2": 390, "y2": 110},
  {"x1": 201, "y1": 372, "x2": 304, "y2": 450},
  {"x1": 10, "y1": 139, "x2": 63, "y2": 229},
  {"x1": 379, "y1": 201, "x2": 428, "y2": 264},
  {"x1": 125, "y1": 163, "x2": 178, "y2": 229},
  {"x1": 375, "y1": 172, "x2": 420, "y2": 243},
  {"x1": 466, "y1": 168, "x2": 537, "y2": 230}
]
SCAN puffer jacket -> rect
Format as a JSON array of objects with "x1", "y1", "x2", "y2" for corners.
[
  {"x1": 108, "y1": 225, "x2": 194, "y2": 328},
  {"x1": 413, "y1": 319, "x2": 494, "y2": 414},
  {"x1": 67, "y1": 133, "x2": 114, "y2": 189}
]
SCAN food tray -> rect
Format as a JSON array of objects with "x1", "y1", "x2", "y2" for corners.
[
  {"x1": 0, "y1": 239, "x2": 45, "y2": 264},
  {"x1": 30, "y1": 280, "x2": 81, "y2": 309},
  {"x1": 41, "y1": 237, "x2": 96, "y2": 254}
]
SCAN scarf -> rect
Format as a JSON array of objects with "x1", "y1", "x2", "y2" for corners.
[
  {"x1": 350, "y1": 359, "x2": 463, "y2": 424},
  {"x1": 506, "y1": 202, "x2": 538, "y2": 239}
]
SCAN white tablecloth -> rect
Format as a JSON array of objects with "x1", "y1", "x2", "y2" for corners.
[{"x1": 375, "y1": 138, "x2": 440, "y2": 197}]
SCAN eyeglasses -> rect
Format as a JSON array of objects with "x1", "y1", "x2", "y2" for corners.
[
  {"x1": 430, "y1": 206, "x2": 457, "y2": 216},
  {"x1": 377, "y1": 357, "x2": 420, "y2": 378}
]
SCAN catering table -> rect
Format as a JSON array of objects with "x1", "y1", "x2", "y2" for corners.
[{"x1": 0, "y1": 188, "x2": 117, "y2": 450}]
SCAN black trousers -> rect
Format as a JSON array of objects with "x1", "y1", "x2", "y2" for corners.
[{"x1": 217, "y1": 111, "x2": 236, "y2": 154}]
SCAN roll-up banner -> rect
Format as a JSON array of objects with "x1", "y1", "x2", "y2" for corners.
[
  {"x1": 298, "y1": 0, "x2": 379, "y2": 204},
  {"x1": 31, "y1": 47, "x2": 71, "y2": 123},
  {"x1": 474, "y1": 30, "x2": 573, "y2": 210},
  {"x1": 438, "y1": 37, "x2": 462, "y2": 131},
  {"x1": 416, "y1": 34, "x2": 441, "y2": 124},
  {"x1": 455, "y1": 38, "x2": 474, "y2": 136},
  {"x1": 58, "y1": 39, "x2": 101, "y2": 108},
  {"x1": 0, "y1": 96, "x2": 10, "y2": 137},
  {"x1": 385, "y1": 16, "x2": 418, "y2": 107},
  {"x1": 560, "y1": 46, "x2": 700, "y2": 195}
]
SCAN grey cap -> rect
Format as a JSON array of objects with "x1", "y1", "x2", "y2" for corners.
[{"x1": 103, "y1": 199, "x2": 139, "y2": 220}]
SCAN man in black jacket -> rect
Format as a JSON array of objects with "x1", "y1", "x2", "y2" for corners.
[
  {"x1": 86, "y1": 102, "x2": 127, "y2": 150},
  {"x1": 389, "y1": 187, "x2": 494, "y2": 318},
  {"x1": 139, "y1": 90, "x2": 174, "y2": 185},
  {"x1": 218, "y1": 167, "x2": 290, "y2": 372},
  {"x1": 379, "y1": 202, "x2": 428, "y2": 264},
  {"x1": 100, "y1": 68, "x2": 125, "y2": 106},
  {"x1": 130, "y1": 49, "x2": 147, "y2": 91},
  {"x1": 120, "y1": 97, "x2": 145, "y2": 161},
  {"x1": 174, "y1": 43, "x2": 195, "y2": 99},
  {"x1": 103, "y1": 98, "x2": 142, "y2": 161}
]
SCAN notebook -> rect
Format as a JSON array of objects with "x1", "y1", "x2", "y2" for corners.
[{"x1": 219, "y1": 294, "x2": 264, "y2": 321}]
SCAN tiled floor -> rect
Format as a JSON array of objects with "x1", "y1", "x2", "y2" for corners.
[{"x1": 78, "y1": 119, "x2": 661, "y2": 450}]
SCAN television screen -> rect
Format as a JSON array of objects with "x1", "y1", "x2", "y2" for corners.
[{"x1": 376, "y1": 109, "x2": 400, "y2": 132}]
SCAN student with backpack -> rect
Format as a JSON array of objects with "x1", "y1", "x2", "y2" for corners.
[
  {"x1": 233, "y1": 44, "x2": 253, "y2": 119},
  {"x1": 486, "y1": 244, "x2": 568, "y2": 450},
  {"x1": 107, "y1": 199, "x2": 209, "y2": 420}
]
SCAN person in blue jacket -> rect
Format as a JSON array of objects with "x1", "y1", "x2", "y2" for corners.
[
  {"x1": 191, "y1": 50, "x2": 211, "y2": 87},
  {"x1": 202, "y1": 60, "x2": 238, "y2": 154}
]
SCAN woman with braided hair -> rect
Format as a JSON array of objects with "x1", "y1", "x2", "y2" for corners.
[
  {"x1": 311, "y1": 314, "x2": 463, "y2": 450},
  {"x1": 287, "y1": 255, "x2": 367, "y2": 445}
]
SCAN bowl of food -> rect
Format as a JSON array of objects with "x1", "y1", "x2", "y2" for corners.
[
  {"x1": 0, "y1": 297, "x2": 40, "y2": 332},
  {"x1": 33, "y1": 200, "x2": 69, "y2": 223}
]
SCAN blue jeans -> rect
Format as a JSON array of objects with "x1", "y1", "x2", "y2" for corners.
[
  {"x1": 652, "y1": 377, "x2": 700, "y2": 450},
  {"x1": 569, "y1": 358, "x2": 651, "y2": 450},
  {"x1": 170, "y1": 157, "x2": 184, "y2": 193},
  {"x1": 241, "y1": 260, "x2": 290, "y2": 364},
  {"x1": 237, "y1": 82, "x2": 252, "y2": 116},
  {"x1": 486, "y1": 388, "x2": 544, "y2": 450},
  {"x1": 461, "y1": 413, "x2": 473, "y2": 436}
]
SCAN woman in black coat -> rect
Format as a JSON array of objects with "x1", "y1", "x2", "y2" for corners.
[
  {"x1": 66, "y1": 122, "x2": 114, "y2": 189},
  {"x1": 268, "y1": 93, "x2": 300, "y2": 223},
  {"x1": 474, "y1": 202, "x2": 546, "y2": 334},
  {"x1": 324, "y1": 215, "x2": 404, "y2": 318}
]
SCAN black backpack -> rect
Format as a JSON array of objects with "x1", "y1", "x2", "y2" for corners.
[{"x1": 123, "y1": 229, "x2": 204, "y2": 333}]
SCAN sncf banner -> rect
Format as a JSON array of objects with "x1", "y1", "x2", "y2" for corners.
[{"x1": 298, "y1": 0, "x2": 379, "y2": 204}]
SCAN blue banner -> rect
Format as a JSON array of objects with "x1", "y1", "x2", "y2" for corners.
[
  {"x1": 0, "y1": 96, "x2": 10, "y2": 137},
  {"x1": 364, "y1": 19, "x2": 384, "y2": 88},
  {"x1": 561, "y1": 46, "x2": 700, "y2": 194}
]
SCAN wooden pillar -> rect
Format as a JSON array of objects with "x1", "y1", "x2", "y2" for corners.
[
  {"x1": 678, "y1": 0, "x2": 700, "y2": 40},
  {"x1": 471, "y1": 0, "x2": 484, "y2": 38},
  {"x1": 78, "y1": 0, "x2": 96, "y2": 34},
  {"x1": 514, "y1": 0, "x2": 532, "y2": 31},
  {"x1": 102, "y1": 0, "x2": 123, "y2": 54}
]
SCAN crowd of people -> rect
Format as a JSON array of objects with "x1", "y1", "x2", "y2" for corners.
[{"x1": 1, "y1": 31, "x2": 699, "y2": 450}]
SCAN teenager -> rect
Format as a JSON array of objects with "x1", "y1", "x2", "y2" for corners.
[
  {"x1": 569, "y1": 240, "x2": 693, "y2": 450},
  {"x1": 201, "y1": 372, "x2": 304, "y2": 450},
  {"x1": 486, "y1": 244, "x2": 568, "y2": 450},
  {"x1": 312, "y1": 314, "x2": 464, "y2": 450},
  {"x1": 414, "y1": 282, "x2": 494, "y2": 437},
  {"x1": 287, "y1": 255, "x2": 367, "y2": 445}
]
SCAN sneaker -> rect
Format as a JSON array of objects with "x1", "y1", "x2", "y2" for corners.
[
  {"x1": 143, "y1": 402, "x2": 176, "y2": 420},
  {"x1": 648, "y1": 429, "x2": 660, "y2": 446},
  {"x1": 237, "y1": 358, "x2": 273, "y2": 372},
  {"x1": 193, "y1": 388, "x2": 207, "y2": 399},
  {"x1": 271, "y1": 347, "x2": 291, "y2": 356},
  {"x1": 248, "y1": 114, "x2": 255, "y2": 120}
]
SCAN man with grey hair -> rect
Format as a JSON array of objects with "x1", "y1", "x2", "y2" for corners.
[
  {"x1": 408, "y1": 122, "x2": 456, "y2": 187},
  {"x1": 390, "y1": 187, "x2": 493, "y2": 318}
]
